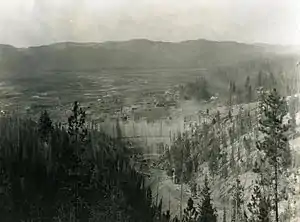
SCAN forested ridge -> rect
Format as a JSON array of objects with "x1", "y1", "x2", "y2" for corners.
[
  {"x1": 0, "y1": 102, "x2": 166, "y2": 221},
  {"x1": 156, "y1": 85, "x2": 299, "y2": 221}
]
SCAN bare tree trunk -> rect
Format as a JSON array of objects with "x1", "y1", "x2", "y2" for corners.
[
  {"x1": 274, "y1": 161, "x2": 279, "y2": 222},
  {"x1": 169, "y1": 187, "x2": 171, "y2": 212},
  {"x1": 180, "y1": 148, "x2": 184, "y2": 221}
]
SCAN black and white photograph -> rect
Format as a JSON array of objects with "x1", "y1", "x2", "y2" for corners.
[{"x1": 0, "y1": 1, "x2": 300, "y2": 221}]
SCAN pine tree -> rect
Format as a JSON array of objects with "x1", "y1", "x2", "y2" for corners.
[
  {"x1": 245, "y1": 76, "x2": 253, "y2": 103},
  {"x1": 232, "y1": 82, "x2": 236, "y2": 94},
  {"x1": 247, "y1": 177, "x2": 271, "y2": 222},
  {"x1": 191, "y1": 181, "x2": 198, "y2": 198},
  {"x1": 228, "y1": 126, "x2": 235, "y2": 145},
  {"x1": 229, "y1": 127, "x2": 236, "y2": 170},
  {"x1": 243, "y1": 137, "x2": 252, "y2": 170},
  {"x1": 116, "y1": 118, "x2": 122, "y2": 140},
  {"x1": 183, "y1": 197, "x2": 198, "y2": 222},
  {"x1": 231, "y1": 177, "x2": 245, "y2": 222},
  {"x1": 222, "y1": 207, "x2": 227, "y2": 222},
  {"x1": 208, "y1": 137, "x2": 219, "y2": 179},
  {"x1": 256, "y1": 71, "x2": 265, "y2": 94},
  {"x1": 269, "y1": 73, "x2": 277, "y2": 89},
  {"x1": 68, "y1": 101, "x2": 88, "y2": 144},
  {"x1": 211, "y1": 118, "x2": 216, "y2": 125},
  {"x1": 231, "y1": 207, "x2": 236, "y2": 222},
  {"x1": 162, "y1": 210, "x2": 171, "y2": 222},
  {"x1": 229, "y1": 82, "x2": 233, "y2": 106},
  {"x1": 157, "y1": 198, "x2": 163, "y2": 220},
  {"x1": 38, "y1": 110, "x2": 53, "y2": 143},
  {"x1": 257, "y1": 88, "x2": 291, "y2": 222},
  {"x1": 288, "y1": 95, "x2": 297, "y2": 135},
  {"x1": 245, "y1": 76, "x2": 250, "y2": 89},
  {"x1": 246, "y1": 110, "x2": 252, "y2": 129},
  {"x1": 220, "y1": 148, "x2": 228, "y2": 179},
  {"x1": 257, "y1": 71, "x2": 263, "y2": 88},
  {"x1": 230, "y1": 146, "x2": 235, "y2": 171},
  {"x1": 199, "y1": 77, "x2": 211, "y2": 100},
  {"x1": 146, "y1": 186, "x2": 153, "y2": 214},
  {"x1": 228, "y1": 110, "x2": 232, "y2": 121},
  {"x1": 286, "y1": 85, "x2": 291, "y2": 96},
  {"x1": 229, "y1": 81, "x2": 236, "y2": 106},
  {"x1": 237, "y1": 106, "x2": 245, "y2": 136},
  {"x1": 216, "y1": 110, "x2": 221, "y2": 125},
  {"x1": 197, "y1": 176, "x2": 217, "y2": 222},
  {"x1": 173, "y1": 215, "x2": 180, "y2": 222},
  {"x1": 258, "y1": 196, "x2": 271, "y2": 222},
  {"x1": 220, "y1": 128, "x2": 228, "y2": 178},
  {"x1": 247, "y1": 85, "x2": 253, "y2": 103}
]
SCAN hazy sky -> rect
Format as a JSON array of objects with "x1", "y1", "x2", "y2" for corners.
[{"x1": 0, "y1": 0, "x2": 300, "y2": 47}]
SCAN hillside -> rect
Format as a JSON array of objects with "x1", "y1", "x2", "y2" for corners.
[
  {"x1": 0, "y1": 104, "x2": 166, "y2": 222},
  {"x1": 0, "y1": 39, "x2": 299, "y2": 77},
  {"x1": 150, "y1": 92, "x2": 300, "y2": 221}
]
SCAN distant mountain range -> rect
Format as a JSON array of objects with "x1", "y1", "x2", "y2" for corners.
[{"x1": 0, "y1": 39, "x2": 299, "y2": 76}]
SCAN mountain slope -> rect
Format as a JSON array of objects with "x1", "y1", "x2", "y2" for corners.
[
  {"x1": 0, "y1": 39, "x2": 299, "y2": 76},
  {"x1": 149, "y1": 96, "x2": 300, "y2": 221}
]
